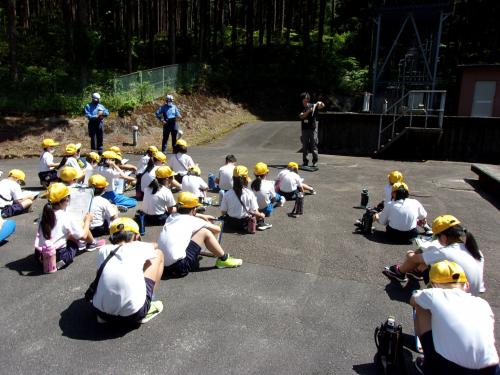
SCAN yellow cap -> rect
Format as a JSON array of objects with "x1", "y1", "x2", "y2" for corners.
[
  {"x1": 288, "y1": 162, "x2": 299, "y2": 170},
  {"x1": 101, "y1": 150, "x2": 122, "y2": 161},
  {"x1": 155, "y1": 166, "x2": 176, "y2": 179},
  {"x1": 392, "y1": 181, "x2": 409, "y2": 193},
  {"x1": 9, "y1": 169, "x2": 26, "y2": 184},
  {"x1": 388, "y1": 170, "x2": 404, "y2": 184},
  {"x1": 88, "y1": 174, "x2": 109, "y2": 188},
  {"x1": 65, "y1": 143, "x2": 79, "y2": 155},
  {"x1": 188, "y1": 165, "x2": 201, "y2": 176},
  {"x1": 254, "y1": 162, "x2": 269, "y2": 176},
  {"x1": 153, "y1": 151, "x2": 167, "y2": 163},
  {"x1": 430, "y1": 260, "x2": 468, "y2": 284},
  {"x1": 176, "y1": 139, "x2": 188, "y2": 148},
  {"x1": 47, "y1": 182, "x2": 70, "y2": 204},
  {"x1": 432, "y1": 215, "x2": 461, "y2": 235},
  {"x1": 147, "y1": 145, "x2": 159, "y2": 153},
  {"x1": 109, "y1": 217, "x2": 140, "y2": 235},
  {"x1": 233, "y1": 165, "x2": 251, "y2": 182},
  {"x1": 87, "y1": 152, "x2": 100, "y2": 162},
  {"x1": 108, "y1": 146, "x2": 122, "y2": 155},
  {"x1": 59, "y1": 167, "x2": 83, "y2": 182},
  {"x1": 177, "y1": 191, "x2": 202, "y2": 209},
  {"x1": 42, "y1": 138, "x2": 59, "y2": 148}
]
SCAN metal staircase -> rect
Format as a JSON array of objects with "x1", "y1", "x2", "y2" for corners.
[{"x1": 374, "y1": 90, "x2": 446, "y2": 158}]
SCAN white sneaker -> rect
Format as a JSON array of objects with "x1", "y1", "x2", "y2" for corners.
[{"x1": 278, "y1": 196, "x2": 286, "y2": 207}]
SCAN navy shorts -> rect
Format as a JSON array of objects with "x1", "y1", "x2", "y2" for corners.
[
  {"x1": 1, "y1": 203, "x2": 25, "y2": 218},
  {"x1": 164, "y1": 240, "x2": 202, "y2": 276},
  {"x1": 95, "y1": 278, "x2": 155, "y2": 323},
  {"x1": 386, "y1": 225, "x2": 418, "y2": 243},
  {"x1": 420, "y1": 330, "x2": 499, "y2": 374},
  {"x1": 144, "y1": 213, "x2": 169, "y2": 226},
  {"x1": 278, "y1": 190, "x2": 298, "y2": 201},
  {"x1": 90, "y1": 222, "x2": 110, "y2": 237}
]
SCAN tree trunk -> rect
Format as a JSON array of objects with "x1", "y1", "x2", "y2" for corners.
[
  {"x1": 266, "y1": 0, "x2": 273, "y2": 45},
  {"x1": 246, "y1": 0, "x2": 254, "y2": 49},
  {"x1": 76, "y1": 0, "x2": 90, "y2": 87},
  {"x1": 230, "y1": 0, "x2": 237, "y2": 48},
  {"x1": 258, "y1": 0, "x2": 264, "y2": 47},
  {"x1": 7, "y1": 0, "x2": 17, "y2": 82},
  {"x1": 285, "y1": 0, "x2": 293, "y2": 45},
  {"x1": 330, "y1": 0, "x2": 336, "y2": 34},
  {"x1": 317, "y1": 0, "x2": 326, "y2": 55},
  {"x1": 302, "y1": 0, "x2": 310, "y2": 49},
  {"x1": 19, "y1": 0, "x2": 29, "y2": 31},
  {"x1": 168, "y1": 0, "x2": 176, "y2": 64}
]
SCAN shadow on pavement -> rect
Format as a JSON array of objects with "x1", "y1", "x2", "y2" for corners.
[
  {"x1": 59, "y1": 298, "x2": 139, "y2": 341},
  {"x1": 464, "y1": 178, "x2": 500, "y2": 210},
  {"x1": 352, "y1": 346, "x2": 416, "y2": 374},
  {"x1": 361, "y1": 229, "x2": 414, "y2": 246},
  {"x1": 161, "y1": 266, "x2": 215, "y2": 280},
  {"x1": 384, "y1": 279, "x2": 420, "y2": 304},
  {"x1": 5, "y1": 253, "x2": 43, "y2": 276}
]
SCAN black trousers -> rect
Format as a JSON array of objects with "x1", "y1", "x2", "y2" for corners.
[
  {"x1": 88, "y1": 120, "x2": 104, "y2": 152},
  {"x1": 162, "y1": 122, "x2": 178, "y2": 152}
]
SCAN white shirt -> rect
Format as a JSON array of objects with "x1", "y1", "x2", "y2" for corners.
[
  {"x1": 218, "y1": 164, "x2": 235, "y2": 190},
  {"x1": 182, "y1": 175, "x2": 208, "y2": 198},
  {"x1": 422, "y1": 242, "x2": 485, "y2": 296},
  {"x1": 90, "y1": 195, "x2": 118, "y2": 228},
  {"x1": 158, "y1": 214, "x2": 208, "y2": 267},
  {"x1": 92, "y1": 242, "x2": 157, "y2": 317},
  {"x1": 0, "y1": 179, "x2": 23, "y2": 208},
  {"x1": 277, "y1": 169, "x2": 303, "y2": 193},
  {"x1": 384, "y1": 184, "x2": 392, "y2": 203},
  {"x1": 39, "y1": 151, "x2": 55, "y2": 173},
  {"x1": 413, "y1": 288, "x2": 499, "y2": 369},
  {"x1": 34, "y1": 209, "x2": 86, "y2": 250},
  {"x1": 142, "y1": 186, "x2": 176, "y2": 215},
  {"x1": 83, "y1": 164, "x2": 94, "y2": 185},
  {"x1": 220, "y1": 188, "x2": 258, "y2": 219},
  {"x1": 137, "y1": 155, "x2": 150, "y2": 175},
  {"x1": 169, "y1": 153, "x2": 194, "y2": 174},
  {"x1": 96, "y1": 165, "x2": 122, "y2": 193},
  {"x1": 140, "y1": 166, "x2": 159, "y2": 192},
  {"x1": 64, "y1": 157, "x2": 82, "y2": 172},
  {"x1": 253, "y1": 179, "x2": 276, "y2": 209},
  {"x1": 377, "y1": 198, "x2": 426, "y2": 231}
]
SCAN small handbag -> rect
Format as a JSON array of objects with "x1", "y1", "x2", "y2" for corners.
[{"x1": 235, "y1": 192, "x2": 257, "y2": 234}]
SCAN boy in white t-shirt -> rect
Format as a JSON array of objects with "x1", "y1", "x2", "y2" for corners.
[
  {"x1": 216, "y1": 154, "x2": 237, "y2": 204},
  {"x1": 38, "y1": 138, "x2": 60, "y2": 187},
  {"x1": 88, "y1": 174, "x2": 119, "y2": 237},
  {"x1": 276, "y1": 162, "x2": 315, "y2": 200},
  {"x1": 83, "y1": 152, "x2": 100, "y2": 185},
  {"x1": 0, "y1": 169, "x2": 34, "y2": 218},
  {"x1": 92, "y1": 218, "x2": 164, "y2": 324},
  {"x1": 158, "y1": 192, "x2": 242, "y2": 277},
  {"x1": 181, "y1": 165, "x2": 208, "y2": 199},
  {"x1": 251, "y1": 162, "x2": 285, "y2": 218},
  {"x1": 411, "y1": 261, "x2": 499, "y2": 374}
]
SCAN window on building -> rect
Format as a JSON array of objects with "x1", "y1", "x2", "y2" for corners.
[{"x1": 471, "y1": 81, "x2": 496, "y2": 117}]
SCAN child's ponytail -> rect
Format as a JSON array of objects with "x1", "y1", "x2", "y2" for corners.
[
  {"x1": 251, "y1": 175, "x2": 263, "y2": 192},
  {"x1": 442, "y1": 224, "x2": 482, "y2": 261},
  {"x1": 464, "y1": 229, "x2": 482, "y2": 261},
  {"x1": 40, "y1": 203, "x2": 56, "y2": 239}
]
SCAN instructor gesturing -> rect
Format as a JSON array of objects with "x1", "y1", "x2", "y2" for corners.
[
  {"x1": 156, "y1": 94, "x2": 181, "y2": 153},
  {"x1": 84, "y1": 93, "x2": 109, "y2": 154},
  {"x1": 299, "y1": 92, "x2": 324, "y2": 168}
]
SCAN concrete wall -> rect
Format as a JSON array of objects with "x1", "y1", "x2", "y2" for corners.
[
  {"x1": 318, "y1": 112, "x2": 500, "y2": 163},
  {"x1": 458, "y1": 66, "x2": 500, "y2": 117}
]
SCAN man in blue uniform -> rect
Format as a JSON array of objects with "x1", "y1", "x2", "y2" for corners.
[
  {"x1": 155, "y1": 94, "x2": 181, "y2": 153},
  {"x1": 84, "y1": 93, "x2": 110, "y2": 154}
]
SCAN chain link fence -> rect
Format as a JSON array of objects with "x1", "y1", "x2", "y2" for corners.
[{"x1": 113, "y1": 63, "x2": 202, "y2": 98}]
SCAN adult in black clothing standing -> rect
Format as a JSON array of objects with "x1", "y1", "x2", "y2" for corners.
[{"x1": 299, "y1": 92, "x2": 324, "y2": 168}]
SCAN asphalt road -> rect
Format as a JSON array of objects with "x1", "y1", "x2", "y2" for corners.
[{"x1": 0, "y1": 121, "x2": 498, "y2": 374}]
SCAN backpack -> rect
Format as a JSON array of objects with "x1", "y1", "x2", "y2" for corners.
[
  {"x1": 374, "y1": 317, "x2": 406, "y2": 374},
  {"x1": 291, "y1": 192, "x2": 304, "y2": 216},
  {"x1": 355, "y1": 208, "x2": 376, "y2": 234}
]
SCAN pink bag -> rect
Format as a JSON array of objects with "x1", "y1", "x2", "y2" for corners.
[{"x1": 246, "y1": 215, "x2": 257, "y2": 234}]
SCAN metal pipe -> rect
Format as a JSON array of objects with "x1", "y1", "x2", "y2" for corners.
[{"x1": 372, "y1": 15, "x2": 381, "y2": 110}]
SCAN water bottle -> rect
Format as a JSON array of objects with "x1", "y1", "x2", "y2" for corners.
[
  {"x1": 42, "y1": 240, "x2": 57, "y2": 273},
  {"x1": 360, "y1": 188, "x2": 369, "y2": 208}
]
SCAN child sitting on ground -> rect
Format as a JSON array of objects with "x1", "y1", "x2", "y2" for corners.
[
  {"x1": 57, "y1": 143, "x2": 84, "y2": 183},
  {"x1": 251, "y1": 162, "x2": 285, "y2": 218},
  {"x1": 92, "y1": 218, "x2": 164, "y2": 324},
  {"x1": 181, "y1": 165, "x2": 208, "y2": 201},
  {"x1": 158, "y1": 192, "x2": 242, "y2": 277},
  {"x1": 83, "y1": 152, "x2": 100, "y2": 185},
  {"x1": 141, "y1": 166, "x2": 177, "y2": 226},
  {"x1": 59, "y1": 166, "x2": 84, "y2": 187},
  {"x1": 410, "y1": 260, "x2": 499, "y2": 374},
  {"x1": 38, "y1": 138, "x2": 60, "y2": 187},
  {"x1": 221, "y1": 165, "x2": 269, "y2": 231},
  {"x1": 0, "y1": 169, "x2": 34, "y2": 218},
  {"x1": 88, "y1": 174, "x2": 119, "y2": 237},
  {"x1": 140, "y1": 151, "x2": 168, "y2": 193},
  {"x1": 107, "y1": 146, "x2": 138, "y2": 174},
  {"x1": 168, "y1": 139, "x2": 195, "y2": 183},
  {"x1": 276, "y1": 162, "x2": 315, "y2": 201},
  {"x1": 34, "y1": 183, "x2": 104, "y2": 269}
]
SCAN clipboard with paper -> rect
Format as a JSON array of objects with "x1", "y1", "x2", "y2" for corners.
[{"x1": 66, "y1": 187, "x2": 94, "y2": 221}]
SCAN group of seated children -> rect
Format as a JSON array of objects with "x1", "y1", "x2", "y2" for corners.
[{"x1": 368, "y1": 172, "x2": 498, "y2": 373}]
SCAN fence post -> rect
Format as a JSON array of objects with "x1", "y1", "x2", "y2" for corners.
[
  {"x1": 113, "y1": 78, "x2": 117, "y2": 95},
  {"x1": 138, "y1": 71, "x2": 143, "y2": 101}
]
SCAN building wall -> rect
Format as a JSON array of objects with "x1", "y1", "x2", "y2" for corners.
[{"x1": 458, "y1": 68, "x2": 500, "y2": 117}]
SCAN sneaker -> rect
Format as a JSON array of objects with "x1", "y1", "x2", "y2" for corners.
[
  {"x1": 215, "y1": 255, "x2": 243, "y2": 269},
  {"x1": 302, "y1": 162, "x2": 309, "y2": 167},
  {"x1": 116, "y1": 205, "x2": 128, "y2": 213},
  {"x1": 312, "y1": 163, "x2": 318, "y2": 168},
  {"x1": 278, "y1": 196, "x2": 286, "y2": 207},
  {"x1": 86, "y1": 239, "x2": 106, "y2": 252},
  {"x1": 96, "y1": 315, "x2": 107, "y2": 324},
  {"x1": 414, "y1": 356, "x2": 424, "y2": 375},
  {"x1": 78, "y1": 240, "x2": 87, "y2": 251},
  {"x1": 257, "y1": 222, "x2": 272, "y2": 230},
  {"x1": 382, "y1": 265, "x2": 408, "y2": 282},
  {"x1": 56, "y1": 260, "x2": 66, "y2": 270},
  {"x1": 306, "y1": 189, "x2": 316, "y2": 195},
  {"x1": 140, "y1": 301, "x2": 164, "y2": 324},
  {"x1": 407, "y1": 270, "x2": 424, "y2": 281}
]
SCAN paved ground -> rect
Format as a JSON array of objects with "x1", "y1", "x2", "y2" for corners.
[{"x1": 0, "y1": 121, "x2": 498, "y2": 374}]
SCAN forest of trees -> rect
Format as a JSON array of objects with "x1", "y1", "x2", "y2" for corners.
[{"x1": 0, "y1": 0, "x2": 498, "y2": 114}]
